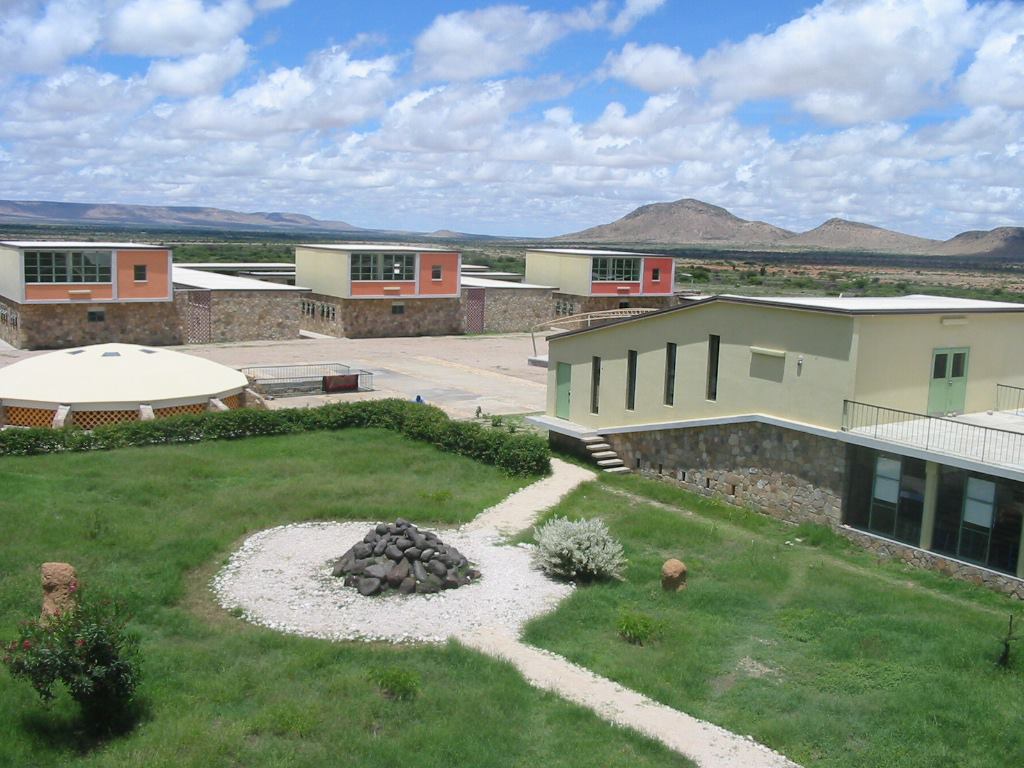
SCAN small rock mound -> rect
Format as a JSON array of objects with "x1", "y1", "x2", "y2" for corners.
[{"x1": 332, "y1": 519, "x2": 480, "y2": 596}]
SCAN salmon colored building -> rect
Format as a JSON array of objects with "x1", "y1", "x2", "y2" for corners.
[
  {"x1": 0, "y1": 241, "x2": 177, "y2": 349},
  {"x1": 524, "y1": 248, "x2": 678, "y2": 317},
  {"x1": 295, "y1": 244, "x2": 463, "y2": 338}
]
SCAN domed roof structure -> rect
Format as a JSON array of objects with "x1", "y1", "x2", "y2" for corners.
[{"x1": 0, "y1": 343, "x2": 248, "y2": 429}]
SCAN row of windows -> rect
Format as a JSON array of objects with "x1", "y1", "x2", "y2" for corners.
[
  {"x1": 351, "y1": 253, "x2": 416, "y2": 281},
  {"x1": 590, "y1": 335, "x2": 720, "y2": 414},
  {"x1": 591, "y1": 257, "x2": 640, "y2": 282},
  {"x1": 24, "y1": 251, "x2": 112, "y2": 283},
  {"x1": 301, "y1": 300, "x2": 337, "y2": 321},
  {"x1": 0, "y1": 306, "x2": 19, "y2": 327}
]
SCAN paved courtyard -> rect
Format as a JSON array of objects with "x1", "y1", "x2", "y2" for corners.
[{"x1": 0, "y1": 333, "x2": 549, "y2": 419}]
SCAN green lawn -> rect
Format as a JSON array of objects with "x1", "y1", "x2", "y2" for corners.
[
  {"x1": 522, "y1": 476, "x2": 1024, "y2": 768},
  {"x1": 0, "y1": 430, "x2": 691, "y2": 768}
]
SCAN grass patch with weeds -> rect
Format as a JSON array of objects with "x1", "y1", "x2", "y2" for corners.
[
  {"x1": 0, "y1": 430, "x2": 692, "y2": 768},
  {"x1": 523, "y1": 479, "x2": 1024, "y2": 768}
]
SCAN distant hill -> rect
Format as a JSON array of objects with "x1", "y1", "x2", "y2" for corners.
[
  {"x1": 558, "y1": 198, "x2": 1023, "y2": 258},
  {"x1": 784, "y1": 218, "x2": 940, "y2": 254},
  {"x1": 558, "y1": 198, "x2": 793, "y2": 246},
  {"x1": 936, "y1": 227, "x2": 1024, "y2": 257},
  {"x1": 0, "y1": 199, "x2": 364, "y2": 233}
]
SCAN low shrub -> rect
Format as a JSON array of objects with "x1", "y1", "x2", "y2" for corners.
[
  {"x1": 2, "y1": 594, "x2": 142, "y2": 728},
  {"x1": 617, "y1": 610, "x2": 658, "y2": 646},
  {"x1": 0, "y1": 399, "x2": 551, "y2": 477},
  {"x1": 532, "y1": 516, "x2": 626, "y2": 582},
  {"x1": 367, "y1": 666, "x2": 420, "y2": 701}
]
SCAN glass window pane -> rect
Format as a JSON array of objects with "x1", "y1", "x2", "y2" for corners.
[
  {"x1": 873, "y1": 476, "x2": 900, "y2": 504},
  {"x1": 951, "y1": 352, "x2": 967, "y2": 378},
  {"x1": 876, "y1": 456, "x2": 901, "y2": 482},
  {"x1": 967, "y1": 477, "x2": 995, "y2": 504},
  {"x1": 964, "y1": 498, "x2": 994, "y2": 528},
  {"x1": 932, "y1": 353, "x2": 948, "y2": 379}
]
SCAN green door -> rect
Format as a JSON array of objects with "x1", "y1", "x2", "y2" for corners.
[
  {"x1": 927, "y1": 348, "x2": 969, "y2": 416},
  {"x1": 555, "y1": 362, "x2": 572, "y2": 419}
]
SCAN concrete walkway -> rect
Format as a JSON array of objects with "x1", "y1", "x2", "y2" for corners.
[{"x1": 461, "y1": 459, "x2": 801, "y2": 768}]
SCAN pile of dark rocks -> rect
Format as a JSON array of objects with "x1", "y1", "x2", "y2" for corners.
[{"x1": 332, "y1": 519, "x2": 480, "y2": 596}]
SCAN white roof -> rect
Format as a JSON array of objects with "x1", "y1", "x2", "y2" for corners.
[
  {"x1": 0, "y1": 343, "x2": 248, "y2": 409},
  {"x1": 300, "y1": 243, "x2": 456, "y2": 253},
  {"x1": 0, "y1": 241, "x2": 165, "y2": 250},
  {"x1": 531, "y1": 247, "x2": 661, "y2": 257},
  {"x1": 180, "y1": 262, "x2": 294, "y2": 270},
  {"x1": 461, "y1": 276, "x2": 554, "y2": 289},
  {"x1": 173, "y1": 266, "x2": 306, "y2": 291},
  {"x1": 720, "y1": 294, "x2": 1024, "y2": 313}
]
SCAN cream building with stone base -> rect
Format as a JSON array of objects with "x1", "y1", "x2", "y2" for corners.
[{"x1": 530, "y1": 294, "x2": 1024, "y2": 596}]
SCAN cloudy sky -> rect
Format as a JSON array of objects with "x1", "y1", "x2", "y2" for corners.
[{"x1": 0, "y1": 0, "x2": 1022, "y2": 237}]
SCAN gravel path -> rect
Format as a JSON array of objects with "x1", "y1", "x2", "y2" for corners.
[{"x1": 213, "y1": 522, "x2": 573, "y2": 643}]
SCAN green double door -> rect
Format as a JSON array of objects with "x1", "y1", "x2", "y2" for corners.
[{"x1": 928, "y1": 348, "x2": 969, "y2": 416}]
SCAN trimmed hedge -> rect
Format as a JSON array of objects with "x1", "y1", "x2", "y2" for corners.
[{"x1": 0, "y1": 399, "x2": 551, "y2": 477}]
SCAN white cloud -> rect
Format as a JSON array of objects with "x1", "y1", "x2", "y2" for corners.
[
  {"x1": 960, "y1": 26, "x2": 1024, "y2": 109},
  {"x1": 107, "y1": 0, "x2": 253, "y2": 57},
  {"x1": 700, "y1": 0, "x2": 984, "y2": 124},
  {"x1": 0, "y1": 0, "x2": 101, "y2": 74},
  {"x1": 254, "y1": 0, "x2": 293, "y2": 9},
  {"x1": 414, "y1": 3, "x2": 605, "y2": 81},
  {"x1": 609, "y1": 0, "x2": 665, "y2": 35},
  {"x1": 147, "y1": 38, "x2": 249, "y2": 96},
  {"x1": 603, "y1": 42, "x2": 697, "y2": 92}
]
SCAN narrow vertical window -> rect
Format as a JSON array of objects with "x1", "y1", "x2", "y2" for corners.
[
  {"x1": 626, "y1": 350, "x2": 638, "y2": 410},
  {"x1": 590, "y1": 356, "x2": 601, "y2": 414},
  {"x1": 431, "y1": 265, "x2": 442, "y2": 281},
  {"x1": 664, "y1": 342, "x2": 676, "y2": 406},
  {"x1": 651, "y1": 268, "x2": 661, "y2": 282},
  {"x1": 706, "y1": 334, "x2": 720, "y2": 401}
]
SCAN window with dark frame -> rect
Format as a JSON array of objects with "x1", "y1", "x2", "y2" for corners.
[
  {"x1": 664, "y1": 342, "x2": 677, "y2": 406},
  {"x1": 350, "y1": 253, "x2": 416, "y2": 281},
  {"x1": 626, "y1": 349, "x2": 638, "y2": 410},
  {"x1": 592, "y1": 257, "x2": 640, "y2": 282},
  {"x1": 651, "y1": 268, "x2": 661, "y2": 281},
  {"x1": 133, "y1": 264, "x2": 148, "y2": 281},
  {"x1": 431, "y1": 265, "x2": 442, "y2": 280},
  {"x1": 87, "y1": 310, "x2": 105, "y2": 323},
  {"x1": 706, "y1": 334, "x2": 720, "y2": 401},
  {"x1": 24, "y1": 251, "x2": 112, "y2": 283},
  {"x1": 590, "y1": 356, "x2": 601, "y2": 414},
  {"x1": 391, "y1": 303, "x2": 405, "y2": 315}
]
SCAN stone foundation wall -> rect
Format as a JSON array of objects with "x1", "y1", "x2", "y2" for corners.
[
  {"x1": 605, "y1": 421, "x2": 847, "y2": 527},
  {"x1": 840, "y1": 527, "x2": 1024, "y2": 599},
  {"x1": 208, "y1": 291, "x2": 299, "y2": 342},
  {"x1": 464, "y1": 287, "x2": 554, "y2": 333},
  {"x1": 299, "y1": 294, "x2": 344, "y2": 336},
  {"x1": 302, "y1": 293, "x2": 463, "y2": 338},
  {"x1": 555, "y1": 293, "x2": 678, "y2": 316},
  {"x1": 0, "y1": 295, "x2": 23, "y2": 347},
  {"x1": 17, "y1": 300, "x2": 182, "y2": 350}
]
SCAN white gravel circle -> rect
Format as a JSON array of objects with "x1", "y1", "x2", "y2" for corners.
[{"x1": 212, "y1": 521, "x2": 574, "y2": 643}]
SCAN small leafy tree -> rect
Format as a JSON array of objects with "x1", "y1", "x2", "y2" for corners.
[{"x1": 2, "y1": 593, "x2": 142, "y2": 728}]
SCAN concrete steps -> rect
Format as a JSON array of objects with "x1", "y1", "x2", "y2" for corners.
[{"x1": 582, "y1": 434, "x2": 630, "y2": 474}]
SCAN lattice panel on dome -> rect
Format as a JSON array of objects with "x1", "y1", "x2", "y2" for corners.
[
  {"x1": 221, "y1": 394, "x2": 242, "y2": 409},
  {"x1": 73, "y1": 410, "x2": 139, "y2": 430},
  {"x1": 154, "y1": 403, "x2": 207, "y2": 419},
  {"x1": 6, "y1": 407, "x2": 56, "y2": 428}
]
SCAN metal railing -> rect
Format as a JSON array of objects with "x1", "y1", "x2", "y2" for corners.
[
  {"x1": 842, "y1": 399, "x2": 1024, "y2": 469},
  {"x1": 240, "y1": 363, "x2": 374, "y2": 395},
  {"x1": 530, "y1": 308, "x2": 660, "y2": 355},
  {"x1": 996, "y1": 383, "x2": 1024, "y2": 416}
]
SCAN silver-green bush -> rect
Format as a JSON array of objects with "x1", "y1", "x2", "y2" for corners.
[{"x1": 532, "y1": 517, "x2": 626, "y2": 581}]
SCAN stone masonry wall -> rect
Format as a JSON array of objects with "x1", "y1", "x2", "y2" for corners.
[
  {"x1": 341, "y1": 297, "x2": 463, "y2": 338},
  {"x1": 17, "y1": 300, "x2": 182, "y2": 349},
  {"x1": 605, "y1": 421, "x2": 847, "y2": 527},
  {"x1": 463, "y1": 287, "x2": 554, "y2": 333},
  {"x1": 0, "y1": 295, "x2": 23, "y2": 347},
  {"x1": 208, "y1": 291, "x2": 299, "y2": 342},
  {"x1": 556, "y1": 293, "x2": 678, "y2": 316}
]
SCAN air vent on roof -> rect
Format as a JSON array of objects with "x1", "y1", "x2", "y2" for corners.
[
  {"x1": 102, "y1": 352, "x2": 121, "y2": 358},
  {"x1": 67, "y1": 349, "x2": 84, "y2": 355},
  {"x1": 141, "y1": 349, "x2": 157, "y2": 354}
]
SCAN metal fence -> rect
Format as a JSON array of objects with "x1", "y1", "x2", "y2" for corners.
[
  {"x1": 842, "y1": 399, "x2": 1024, "y2": 469},
  {"x1": 240, "y1": 363, "x2": 374, "y2": 396},
  {"x1": 531, "y1": 308, "x2": 660, "y2": 354},
  {"x1": 996, "y1": 383, "x2": 1024, "y2": 416}
]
